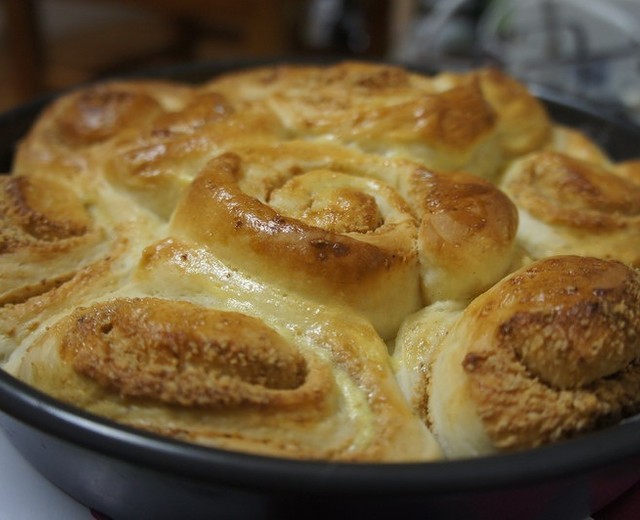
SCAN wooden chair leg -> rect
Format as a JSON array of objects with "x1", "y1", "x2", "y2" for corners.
[{"x1": 2, "y1": 0, "x2": 45, "y2": 100}]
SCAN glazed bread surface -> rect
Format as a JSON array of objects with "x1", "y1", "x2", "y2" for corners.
[
  {"x1": 2, "y1": 60, "x2": 640, "y2": 462},
  {"x1": 420, "y1": 256, "x2": 640, "y2": 457}
]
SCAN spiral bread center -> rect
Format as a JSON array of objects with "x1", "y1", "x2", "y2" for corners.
[
  {"x1": 63, "y1": 298, "x2": 310, "y2": 406},
  {"x1": 268, "y1": 170, "x2": 385, "y2": 234}
]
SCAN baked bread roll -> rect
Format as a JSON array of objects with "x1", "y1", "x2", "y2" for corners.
[
  {"x1": 14, "y1": 236, "x2": 440, "y2": 461},
  {"x1": 205, "y1": 62, "x2": 551, "y2": 180},
  {"x1": 169, "y1": 142, "x2": 421, "y2": 340},
  {"x1": 13, "y1": 81, "x2": 190, "y2": 185},
  {"x1": 398, "y1": 166, "x2": 519, "y2": 302},
  {"x1": 433, "y1": 67, "x2": 552, "y2": 159},
  {"x1": 395, "y1": 255, "x2": 640, "y2": 458},
  {"x1": 0, "y1": 172, "x2": 161, "y2": 363},
  {"x1": 169, "y1": 141, "x2": 518, "y2": 338},
  {"x1": 0, "y1": 174, "x2": 102, "y2": 305},
  {"x1": 501, "y1": 150, "x2": 640, "y2": 266},
  {"x1": 2, "y1": 60, "x2": 640, "y2": 461}
]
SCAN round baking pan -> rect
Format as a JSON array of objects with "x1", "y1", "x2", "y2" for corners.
[{"x1": 1, "y1": 59, "x2": 640, "y2": 520}]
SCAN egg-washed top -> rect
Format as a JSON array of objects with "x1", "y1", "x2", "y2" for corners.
[{"x1": 2, "y1": 61, "x2": 640, "y2": 461}]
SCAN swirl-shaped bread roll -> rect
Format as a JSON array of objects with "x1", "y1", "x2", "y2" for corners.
[
  {"x1": 13, "y1": 81, "x2": 190, "y2": 184},
  {"x1": 0, "y1": 175, "x2": 102, "y2": 301},
  {"x1": 501, "y1": 151, "x2": 640, "y2": 266},
  {"x1": 0, "y1": 174, "x2": 122, "y2": 361},
  {"x1": 433, "y1": 67, "x2": 553, "y2": 159},
  {"x1": 170, "y1": 143, "x2": 421, "y2": 340},
  {"x1": 395, "y1": 255, "x2": 640, "y2": 458},
  {"x1": 206, "y1": 62, "x2": 525, "y2": 180},
  {"x1": 14, "y1": 236, "x2": 440, "y2": 461},
  {"x1": 398, "y1": 167, "x2": 519, "y2": 302},
  {"x1": 104, "y1": 92, "x2": 286, "y2": 219},
  {"x1": 170, "y1": 141, "x2": 518, "y2": 338},
  {"x1": 0, "y1": 168, "x2": 163, "y2": 364},
  {"x1": 476, "y1": 68, "x2": 552, "y2": 157}
]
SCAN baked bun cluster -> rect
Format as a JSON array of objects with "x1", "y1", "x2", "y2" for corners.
[{"x1": 2, "y1": 61, "x2": 640, "y2": 461}]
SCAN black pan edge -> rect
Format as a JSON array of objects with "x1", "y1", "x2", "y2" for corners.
[{"x1": 1, "y1": 366, "x2": 640, "y2": 497}]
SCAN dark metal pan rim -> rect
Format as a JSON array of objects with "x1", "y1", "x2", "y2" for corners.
[{"x1": 1, "y1": 366, "x2": 639, "y2": 496}]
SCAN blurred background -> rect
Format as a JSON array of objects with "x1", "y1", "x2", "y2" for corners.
[{"x1": 1, "y1": 0, "x2": 640, "y2": 122}]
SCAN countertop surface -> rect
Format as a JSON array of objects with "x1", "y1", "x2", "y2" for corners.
[{"x1": 0, "y1": 428, "x2": 91, "y2": 520}]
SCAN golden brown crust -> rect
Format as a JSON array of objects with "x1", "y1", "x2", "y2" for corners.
[
  {"x1": 429, "y1": 256, "x2": 640, "y2": 455},
  {"x1": 32, "y1": 80, "x2": 192, "y2": 146},
  {"x1": 13, "y1": 81, "x2": 192, "y2": 184},
  {"x1": 0, "y1": 175, "x2": 91, "y2": 249},
  {"x1": 476, "y1": 67, "x2": 552, "y2": 157},
  {"x1": 0, "y1": 175, "x2": 105, "y2": 306},
  {"x1": 169, "y1": 144, "x2": 422, "y2": 339},
  {"x1": 479, "y1": 256, "x2": 640, "y2": 388},
  {"x1": 206, "y1": 61, "x2": 504, "y2": 179},
  {"x1": 506, "y1": 151, "x2": 640, "y2": 229},
  {"x1": 403, "y1": 167, "x2": 519, "y2": 302},
  {"x1": 103, "y1": 94, "x2": 286, "y2": 219},
  {"x1": 17, "y1": 286, "x2": 440, "y2": 461},
  {"x1": 50, "y1": 87, "x2": 164, "y2": 147},
  {"x1": 211, "y1": 61, "x2": 498, "y2": 152},
  {"x1": 4, "y1": 60, "x2": 640, "y2": 461},
  {"x1": 501, "y1": 151, "x2": 640, "y2": 266},
  {"x1": 63, "y1": 298, "x2": 327, "y2": 408}
]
